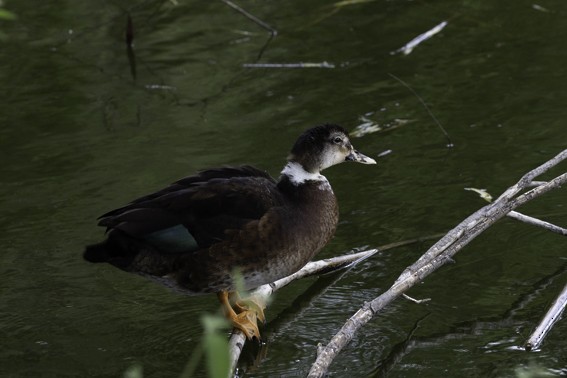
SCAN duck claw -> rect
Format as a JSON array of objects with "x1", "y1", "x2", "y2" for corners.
[
  {"x1": 218, "y1": 291, "x2": 266, "y2": 340},
  {"x1": 232, "y1": 311, "x2": 261, "y2": 340},
  {"x1": 235, "y1": 297, "x2": 266, "y2": 323}
]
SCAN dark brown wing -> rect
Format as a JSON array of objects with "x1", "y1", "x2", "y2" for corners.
[{"x1": 97, "y1": 165, "x2": 282, "y2": 252}]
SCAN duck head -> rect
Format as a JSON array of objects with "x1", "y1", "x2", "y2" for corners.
[{"x1": 287, "y1": 124, "x2": 376, "y2": 174}]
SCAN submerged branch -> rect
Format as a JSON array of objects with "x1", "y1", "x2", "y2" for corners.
[
  {"x1": 525, "y1": 281, "x2": 567, "y2": 351},
  {"x1": 242, "y1": 62, "x2": 335, "y2": 69},
  {"x1": 308, "y1": 149, "x2": 567, "y2": 378}
]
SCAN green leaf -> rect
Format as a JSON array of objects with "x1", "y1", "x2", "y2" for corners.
[
  {"x1": 179, "y1": 344, "x2": 203, "y2": 378},
  {"x1": 203, "y1": 332, "x2": 230, "y2": 378},
  {"x1": 231, "y1": 267, "x2": 247, "y2": 297},
  {"x1": 201, "y1": 314, "x2": 229, "y2": 334},
  {"x1": 201, "y1": 314, "x2": 230, "y2": 378},
  {"x1": 0, "y1": 9, "x2": 17, "y2": 20}
]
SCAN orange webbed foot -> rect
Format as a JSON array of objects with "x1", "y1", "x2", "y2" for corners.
[{"x1": 218, "y1": 291, "x2": 266, "y2": 340}]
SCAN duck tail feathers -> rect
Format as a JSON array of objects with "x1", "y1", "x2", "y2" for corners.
[{"x1": 83, "y1": 235, "x2": 136, "y2": 270}]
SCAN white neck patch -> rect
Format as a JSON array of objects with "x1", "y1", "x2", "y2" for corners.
[{"x1": 281, "y1": 162, "x2": 331, "y2": 190}]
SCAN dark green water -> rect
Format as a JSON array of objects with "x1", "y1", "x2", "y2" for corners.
[{"x1": 1, "y1": 1, "x2": 566, "y2": 377}]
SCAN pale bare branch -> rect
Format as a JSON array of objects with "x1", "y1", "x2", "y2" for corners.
[
  {"x1": 308, "y1": 149, "x2": 567, "y2": 378},
  {"x1": 507, "y1": 211, "x2": 567, "y2": 236},
  {"x1": 525, "y1": 282, "x2": 567, "y2": 351},
  {"x1": 227, "y1": 234, "x2": 443, "y2": 374}
]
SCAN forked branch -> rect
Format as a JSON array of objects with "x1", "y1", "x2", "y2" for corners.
[{"x1": 308, "y1": 149, "x2": 567, "y2": 378}]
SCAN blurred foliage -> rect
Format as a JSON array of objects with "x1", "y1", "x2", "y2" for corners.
[
  {"x1": 0, "y1": 0, "x2": 16, "y2": 20},
  {"x1": 180, "y1": 314, "x2": 230, "y2": 378},
  {"x1": 201, "y1": 315, "x2": 230, "y2": 378},
  {"x1": 0, "y1": 8, "x2": 16, "y2": 20},
  {"x1": 123, "y1": 313, "x2": 230, "y2": 378},
  {"x1": 0, "y1": 1, "x2": 16, "y2": 41},
  {"x1": 124, "y1": 364, "x2": 143, "y2": 378}
]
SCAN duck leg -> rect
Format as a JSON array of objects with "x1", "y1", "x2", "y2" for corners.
[
  {"x1": 217, "y1": 291, "x2": 261, "y2": 340},
  {"x1": 229, "y1": 291, "x2": 266, "y2": 323}
]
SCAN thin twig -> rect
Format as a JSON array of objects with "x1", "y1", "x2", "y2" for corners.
[
  {"x1": 220, "y1": 0, "x2": 276, "y2": 62},
  {"x1": 507, "y1": 211, "x2": 567, "y2": 236},
  {"x1": 388, "y1": 73, "x2": 453, "y2": 148},
  {"x1": 525, "y1": 281, "x2": 567, "y2": 351},
  {"x1": 308, "y1": 149, "x2": 567, "y2": 378},
  {"x1": 402, "y1": 293, "x2": 431, "y2": 304},
  {"x1": 220, "y1": 0, "x2": 277, "y2": 36}
]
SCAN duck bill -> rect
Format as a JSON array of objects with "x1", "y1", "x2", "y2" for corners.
[{"x1": 346, "y1": 150, "x2": 376, "y2": 164}]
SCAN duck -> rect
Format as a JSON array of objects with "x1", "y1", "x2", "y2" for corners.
[{"x1": 84, "y1": 124, "x2": 376, "y2": 340}]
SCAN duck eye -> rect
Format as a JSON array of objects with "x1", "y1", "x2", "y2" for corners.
[{"x1": 332, "y1": 137, "x2": 342, "y2": 144}]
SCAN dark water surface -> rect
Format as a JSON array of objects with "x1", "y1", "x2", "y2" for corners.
[{"x1": 1, "y1": 1, "x2": 566, "y2": 377}]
